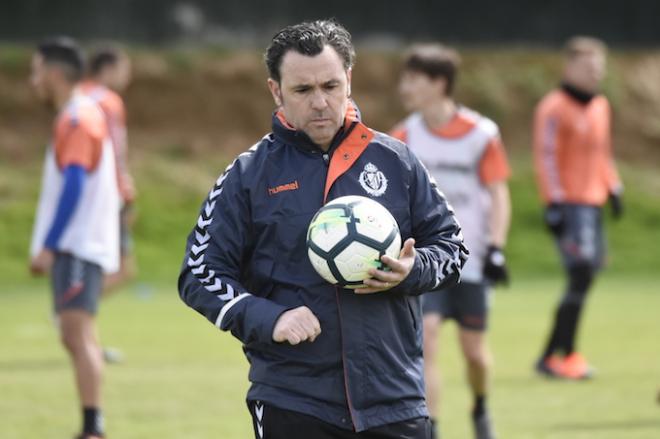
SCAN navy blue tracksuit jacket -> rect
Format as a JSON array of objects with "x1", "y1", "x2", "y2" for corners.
[{"x1": 178, "y1": 107, "x2": 468, "y2": 432}]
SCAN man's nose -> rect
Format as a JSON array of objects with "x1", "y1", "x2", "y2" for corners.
[{"x1": 310, "y1": 90, "x2": 328, "y2": 110}]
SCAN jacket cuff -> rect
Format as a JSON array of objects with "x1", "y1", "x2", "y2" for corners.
[{"x1": 218, "y1": 294, "x2": 293, "y2": 345}]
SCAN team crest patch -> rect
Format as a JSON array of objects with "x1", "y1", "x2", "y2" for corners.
[{"x1": 359, "y1": 162, "x2": 388, "y2": 197}]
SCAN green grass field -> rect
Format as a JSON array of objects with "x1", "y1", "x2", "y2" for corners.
[{"x1": 1, "y1": 276, "x2": 658, "y2": 438}]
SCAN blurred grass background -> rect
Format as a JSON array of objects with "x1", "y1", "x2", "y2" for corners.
[{"x1": 1, "y1": 277, "x2": 658, "y2": 438}]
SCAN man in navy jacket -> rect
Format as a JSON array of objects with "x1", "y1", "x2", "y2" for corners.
[{"x1": 178, "y1": 19, "x2": 468, "y2": 439}]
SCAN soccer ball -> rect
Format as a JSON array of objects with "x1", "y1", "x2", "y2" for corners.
[{"x1": 307, "y1": 195, "x2": 402, "y2": 289}]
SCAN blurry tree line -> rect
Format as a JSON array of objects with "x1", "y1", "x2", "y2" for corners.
[{"x1": 1, "y1": 0, "x2": 660, "y2": 46}]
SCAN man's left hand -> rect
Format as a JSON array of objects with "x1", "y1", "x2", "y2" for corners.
[
  {"x1": 355, "y1": 238, "x2": 416, "y2": 294},
  {"x1": 30, "y1": 249, "x2": 54, "y2": 276},
  {"x1": 609, "y1": 192, "x2": 624, "y2": 220},
  {"x1": 483, "y1": 245, "x2": 509, "y2": 286}
]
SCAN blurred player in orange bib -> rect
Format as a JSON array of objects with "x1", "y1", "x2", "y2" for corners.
[
  {"x1": 80, "y1": 46, "x2": 135, "y2": 365},
  {"x1": 29, "y1": 37, "x2": 120, "y2": 439},
  {"x1": 80, "y1": 45, "x2": 136, "y2": 293},
  {"x1": 392, "y1": 44, "x2": 512, "y2": 439},
  {"x1": 533, "y1": 36, "x2": 623, "y2": 380}
]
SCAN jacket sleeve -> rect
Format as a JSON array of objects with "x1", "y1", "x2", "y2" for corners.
[
  {"x1": 393, "y1": 148, "x2": 469, "y2": 295},
  {"x1": 177, "y1": 153, "x2": 292, "y2": 345}
]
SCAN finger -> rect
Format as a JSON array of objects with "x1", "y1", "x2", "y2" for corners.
[
  {"x1": 366, "y1": 268, "x2": 403, "y2": 283},
  {"x1": 298, "y1": 319, "x2": 317, "y2": 341},
  {"x1": 287, "y1": 330, "x2": 302, "y2": 345},
  {"x1": 30, "y1": 264, "x2": 44, "y2": 276},
  {"x1": 354, "y1": 287, "x2": 384, "y2": 294},
  {"x1": 400, "y1": 238, "x2": 415, "y2": 258},
  {"x1": 309, "y1": 328, "x2": 321, "y2": 343},
  {"x1": 380, "y1": 255, "x2": 411, "y2": 274},
  {"x1": 361, "y1": 277, "x2": 395, "y2": 289},
  {"x1": 296, "y1": 308, "x2": 319, "y2": 332},
  {"x1": 293, "y1": 321, "x2": 312, "y2": 340}
]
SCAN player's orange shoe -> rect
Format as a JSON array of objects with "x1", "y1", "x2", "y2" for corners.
[
  {"x1": 535, "y1": 354, "x2": 563, "y2": 378},
  {"x1": 558, "y1": 352, "x2": 594, "y2": 380}
]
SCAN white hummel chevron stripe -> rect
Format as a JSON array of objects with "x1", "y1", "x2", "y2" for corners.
[
  {"x1": 209, "y1": 187, "x2": 223, "y2": 200},
  {"x1": 195, "y1": 230, "x2": 211, "y2": 244},
  {"x1": 187, "y1": 255, "x2": 204, "y2": 267},
  {"x1": 216, "y1": 283, "x2": 235, "y2": 301},
  {"x1": 190, "y1": 140, "x2": 264, "y2": 307},
  {"x1": 216, "y1": 172, "x2": 229, "y2": 187},
  {"x1": 191, "y1": 243, "x2": 209, "y2": 255},
  {"x1": 216, "y1": 293, "x2": 251, "y2": 327},
  {"x1": 205, "y1": 278, "x2": 224, "y2": 292},
  {"x1": 200, "y1": 270, "x2": 215, "y2": 283},
  {"x1": 204, "y1": 201, "x2": 216, "y2": 217},
  {"x1": 191, "y1": 264, "x2": 206, "y2": 275},
  {"x1": 197, "y1": 216, "x2": 212, "y2": 229},
  {"x1": 254, "y1": 400, "x2": 264, "y2": 438}
]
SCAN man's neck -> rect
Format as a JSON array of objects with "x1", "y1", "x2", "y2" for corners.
[
  {"x1": 420, "y1": 98, "x2": 456, "y2": 131},
  {"x1": 53, "y1": 83, "x2": 76, "y2": 112},
  {"x1": 560, "y1": 81, "x2": 597, "y2": 105}
]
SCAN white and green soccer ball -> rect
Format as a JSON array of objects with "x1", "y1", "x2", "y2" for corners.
[{"x1": 306, "y1": 195, "x2": 402, "y2": 289}]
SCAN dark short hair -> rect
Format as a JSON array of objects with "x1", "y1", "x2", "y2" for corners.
[
  {"x1": 564, "y1": 36, "x2": 607, "y2": 60},
  {"x1": 265, "y1": 19, "x2": 355, "y2": 82},
  {"x1": 402, "y1": 43, "x2": 461, "y2": 96},
  {"x1": 89, "y1": 45, "x2": 125, "y2": 76},
  {"x1": 37, "y1": 36, "x2": 85, "y2": 83}
]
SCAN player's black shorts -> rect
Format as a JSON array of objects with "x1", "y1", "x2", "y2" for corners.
[
  {"x1": 247, "y1": 401, "x2": 431, "y2": 439},
  {"x1": 51, "y1": 252, "x2": 103, "y2": 315},
  {"x1": 422, "y1": 281, "x2": 490, "y2": 331},
  {"x1": 554, "y1": 204, "x2": 605, "y2": 270}
]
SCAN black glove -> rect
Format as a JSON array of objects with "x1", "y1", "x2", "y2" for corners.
[
  {"x1": 483, "y1": 245, "x2": 509, "y2": 286},
  {"x1": 543, "y1": 203, "x2": 565, "y2": 237},
  {"x1": 609, "y1": 192, "x2": 623, "y2": 220}
]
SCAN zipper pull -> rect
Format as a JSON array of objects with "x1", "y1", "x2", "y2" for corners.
[{"x1": 322, "y1": 153, "x2": 330, "y2": 165}]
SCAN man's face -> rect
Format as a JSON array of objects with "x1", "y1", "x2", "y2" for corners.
[
  {"x1": 565, "y1": 51, "x2": 606, "y2": 93},
  {"x1": 30, "y1": 53, "x2": 53, "y2": 104},
  {"x1": 268, "y1": 45, "x2": 351, "y2": 150},
  {"x1": 103, "y1": 56, "x2": 132, "y2": 92},
  {"x1": 398, "y1": 69, "x2": 446, "y2": 113}
]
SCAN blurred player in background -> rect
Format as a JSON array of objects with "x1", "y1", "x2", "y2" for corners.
[
  {"x1": 392, "y1": 44, "x2": 511, "y2": 439},
  {"x1": 80, "y1": 45, "x2": 135, "y2": 364},
  {"x1": 179, "y1": 19, "x2": 468, "y2": 439},
  {"x1": 29, "y1": 36, "x2": 120, "y2": 439},
  {"x1": 533, "y1": 36, "x2": 623, "y2": 380},
  {"x1": 80, "y1": 45, "x2": 136, "y2": 292}
]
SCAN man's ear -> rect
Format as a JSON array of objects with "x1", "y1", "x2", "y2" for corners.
[
  {"x1": 346, "y1": 68, "x2": 352, "y2": 98},
  {"x1": 267, "y1": 78, "x2": 282, "y2": 107},
  {"x1": 433, "y1": 76, "x2": 448, "y2": 98}
]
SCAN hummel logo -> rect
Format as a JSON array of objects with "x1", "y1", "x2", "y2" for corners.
[{"x1": 268, "y1": 180, "x2": 299, "y2": 196}]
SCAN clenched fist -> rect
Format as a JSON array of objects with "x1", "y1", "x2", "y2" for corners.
[{"x1": 272, "y1": 306, "x2": 321, "y2": 345}]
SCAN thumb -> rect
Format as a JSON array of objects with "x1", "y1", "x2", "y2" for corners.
[{"x1": 400, "y1": 238, "x2": 416, "y2": 258}]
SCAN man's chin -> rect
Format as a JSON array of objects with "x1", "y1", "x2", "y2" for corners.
[{"x1": 307, "y1": 128, "x2": 337, "y2": 147}]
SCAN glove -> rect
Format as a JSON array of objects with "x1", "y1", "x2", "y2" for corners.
[
  {"x1": 483, "y1": 245, "x2": 509, "y2": 286},
  {"x1": 609, "y1": 192, "x2": 623, "y2": 220},
  {"x1": 544, "y1": 203, "x2": 565, "y2": 237}
]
